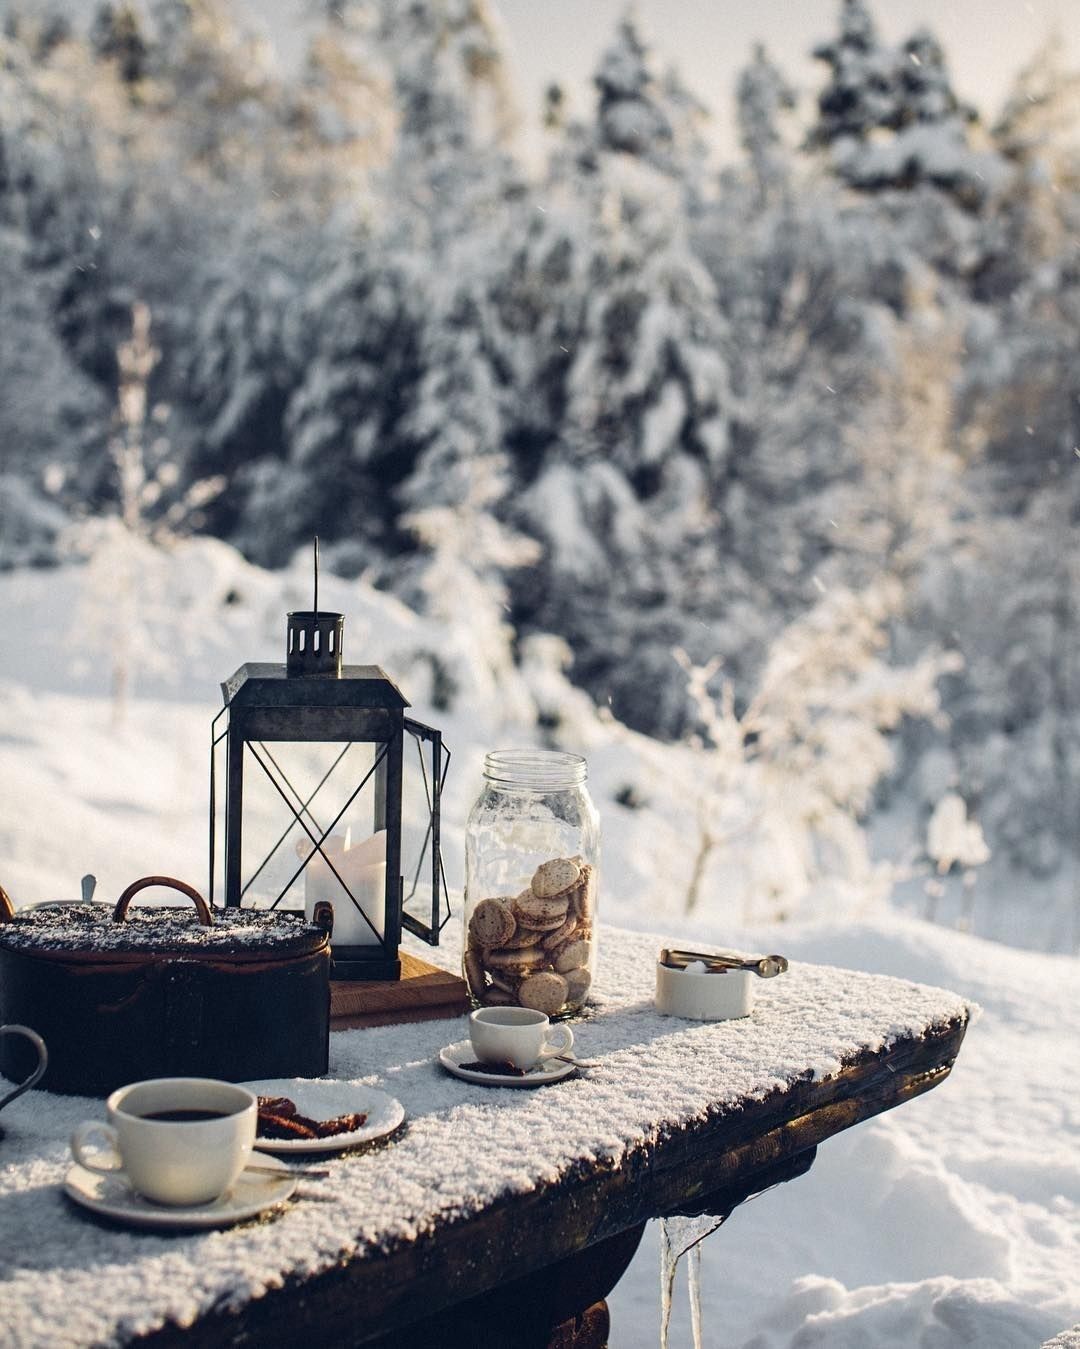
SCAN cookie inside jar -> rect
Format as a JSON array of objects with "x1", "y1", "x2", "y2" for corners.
[{"x1": 465, "y1": 856, "x2": 597, "y2": 1017}]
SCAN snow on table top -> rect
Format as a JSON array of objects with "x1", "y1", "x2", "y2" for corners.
[{"x1": 0, "y1": 925, "x2": 972, "y2": 1348}]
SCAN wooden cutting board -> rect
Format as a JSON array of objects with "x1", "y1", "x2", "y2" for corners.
[{"x1": 330, "y1": 951, "x2": 469, "y2": 1029}]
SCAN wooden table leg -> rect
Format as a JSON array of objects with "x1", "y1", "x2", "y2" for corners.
[
  {"x1": 545, "y1": 1300, "x2": 610, "y2": 1349},
  {"x1": 360, "y1": 1222, "x2": 645, "y2": 1348}
]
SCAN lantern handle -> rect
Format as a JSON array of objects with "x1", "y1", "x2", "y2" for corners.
[
  {"x1": 0, "y1": 881, "x2": 14, "y2": 923},
  {"x1": 113, "y1": 876, "x2": 214, "y2": 926}
]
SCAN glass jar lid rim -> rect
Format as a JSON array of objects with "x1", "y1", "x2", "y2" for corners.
[{"x1": 483, "y1": 749, "x2": 587, "y2": 786}]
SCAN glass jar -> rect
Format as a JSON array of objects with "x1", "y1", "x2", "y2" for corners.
[{"x1": 464, "y1": 750, "x2": 599, "y2": 1019}]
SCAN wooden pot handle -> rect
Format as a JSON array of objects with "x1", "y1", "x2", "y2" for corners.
[
  {"x1": 113, "y1": 876, "x2": 213, "y2": 926},
  {"x1": 0, "y1": 882, "x2": 14, "y2": 923}
]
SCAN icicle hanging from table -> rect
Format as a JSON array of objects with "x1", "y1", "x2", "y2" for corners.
[{"x1": 658, "y1": 1213, "x2": 724, "y2": 1349}]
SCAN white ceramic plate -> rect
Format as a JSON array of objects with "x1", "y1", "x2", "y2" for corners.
[
  {"x1": 244, "y1": 1079, "x2": 405, "y2": 1154},
  {"x1": 438, "y1": 1039, "x2": 577, "y2": 1088},
  {"x1": 64, "y1": 1155, "x2": 295, "y2": 1230}
]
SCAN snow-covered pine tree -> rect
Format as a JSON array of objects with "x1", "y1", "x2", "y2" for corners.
[
  {"x1": 382, "y1": 0, "x2": 526, "y2": 523},
  {"x1": 807, "y1": 0, "x2": 898, "y2": 148},
  {"x1": 0, "y1": 22, "x2": 110, "y2": 511},
  {"x1": 593, "y1": 16, "x2": 673, "y2": 164},
  {"x1": 0, "y1": 216, "x2": 104, "y2": 563},
  {"x1": 808, "y1": 2, "x2": 1007, "y2": 208},
  {"x1": 979, "y1": 36, "x2": 1080, "y2": 300},
  {"x1": 960, "y1": 174, "x2": 1080, "y2": 502},
  {"x1": 292, "y1": 2, "x2": 394, "y2": 197},
  {"x1": 735, "y1": 43, "x2": 797, "y2": 207},
  {"x1": 657, "y1": 64, "x2": 711, "y2": 210},
  {"x1": 282, "y1": 0, "x2": 520, "y2": 568},
  {"x1": 935, "y1": 193, "x2": 1080, "y2": 913},
  {"x1": 0, "y1": 23, "x2": 121, "y2": 390},
  {"x1": 827, "y1": 318, "x2": 965, "y2": 592},
  {"x1": 561, "y1": 186, "x2": 728, "y2": 493},
  {"x1": 503, "y1": 16, "x2": 731, "y2": 733},
  {"x1": 268, "y1": 245, "x2": 421, "y2": 570},
  {"x1": 396, "y1": 283, "x2": 504, "y2": 516},
  {"x1": 589, "y1": 11, "x2": 714, "y2": 203},
  {"x1": 179, "y1": 229, "x2": 309, "y2": 542},
  {"x1": 993, "y1": 31, "x2": 1080, "y2": 173},
  {"x1": 551, "y1": 14, "x2": 728, "y2": 492},
  {"x1": 698, "y1": 192, "x2": 882, "y2": 619},
  {"x1": 895, "y1": 28, "x2": 977, "y2": 130},
  {"x1": 145, "y1": 0, "x2": 278, "y2": 180},
  {"x1": 375, "y1": 0, "x2": 518, "y2": 253}
]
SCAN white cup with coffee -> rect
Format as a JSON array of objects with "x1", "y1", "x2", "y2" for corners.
[
  {"x1": 469, "y1": 1007, "x2": 573, "y2": 1071},
  {"x1": 71, "y1": 1077, "x2": 257, "y2": 1206}
]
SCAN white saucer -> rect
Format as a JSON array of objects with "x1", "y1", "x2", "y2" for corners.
[
  {"x1": 243, "y1": 1079, "x2": 405, "y2": 1154},
  {"x1": 438, "y1": 1040, "x2": 577, "y2": 1088},
  {"x1": 64, "y1": 1155, "x2": 296, "y2": 1230}
]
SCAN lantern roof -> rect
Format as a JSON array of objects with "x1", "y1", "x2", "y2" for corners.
[{"x1": 221, "y1": 663, "x2": 409, "y2": 709}]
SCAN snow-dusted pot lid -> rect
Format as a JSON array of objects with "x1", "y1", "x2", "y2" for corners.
[{"x1": 0, "y1": 876, "x2": 331, "y2": 964}]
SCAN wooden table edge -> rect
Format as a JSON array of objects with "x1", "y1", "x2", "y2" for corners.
[{"x1": 132, "y1": 1013, "x2": 970, "y2": 1348}]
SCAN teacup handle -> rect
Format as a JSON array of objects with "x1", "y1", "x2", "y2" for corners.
[
  {"x1": 0, "y1": 1024, "x2": 48, "y2": 1112},
  {"x1": 71, "y1": 1121, "x2": 124, "y2": 1175},
  {"x1": 542, "y1": 1025, "x2": 574, "y2": 1057}
]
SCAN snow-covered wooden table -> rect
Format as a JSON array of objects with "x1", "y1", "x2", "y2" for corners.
[{"x1": 0, "y1": 926, "x2": 972, "y2": 1349}]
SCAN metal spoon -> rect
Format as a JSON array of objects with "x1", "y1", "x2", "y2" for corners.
[
  {"x1": 551, "y1": 1054, "x2": 601, "y2": 1069},
  {"x1": 247, "y1": 1161, "x2": 330, "y2": 1180}
]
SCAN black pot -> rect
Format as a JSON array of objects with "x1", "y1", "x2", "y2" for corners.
[{"x1": 0, "y1": 876, "x2": 332, "y2": 1096}]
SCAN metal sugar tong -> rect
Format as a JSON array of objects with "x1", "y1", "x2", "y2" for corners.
[{"x1": 659, "y1": 949, "x2": 789, "y2": 978}]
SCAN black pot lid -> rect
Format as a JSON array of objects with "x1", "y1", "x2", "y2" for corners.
[{"x1": 0, "y1": 905, "x2": 329, "y2": 961}]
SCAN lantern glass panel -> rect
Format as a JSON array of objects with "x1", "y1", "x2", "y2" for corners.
[
  {"x1": 400, "y1": 720, "x2": 452, "y2": 944},
  {"x1": 211, "y1": 736, "x2": 391, "y2": 941}
]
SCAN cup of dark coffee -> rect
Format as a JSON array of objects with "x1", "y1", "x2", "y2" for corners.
[{"x1": 71, "y1": 1077, "x2": 256, "y2": 1206}]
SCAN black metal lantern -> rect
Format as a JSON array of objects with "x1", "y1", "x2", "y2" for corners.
[{"x1": 210, "y1": 553, "x2": 450, "y2": 980}]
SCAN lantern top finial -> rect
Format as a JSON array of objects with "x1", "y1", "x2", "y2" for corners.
[{"x1": 286, "y1": 537, "x2": 343, "y2": 677}]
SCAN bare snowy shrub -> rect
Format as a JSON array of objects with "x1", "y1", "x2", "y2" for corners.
[
  {"x1": 69, "y1": 302, "x2": 224, "y2": 723},
  {"x1": 675, "y1": 579, "x2": 959, "y2": 921},
  {"x1": 924, "y1": 790, "x2": 991, "y2": 929}
]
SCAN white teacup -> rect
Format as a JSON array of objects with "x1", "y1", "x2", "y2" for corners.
[
  {"x1": 469, "y1": 1007, "x2": 573, "y2": 1071},
  {"x1": 71, "y1": 1077, "x2": 257, "y2": 1207}
]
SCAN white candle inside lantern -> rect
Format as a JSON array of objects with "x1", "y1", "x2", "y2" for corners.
[{"x1": 299, "y1": 829, "x2": 387, "y2": 946}]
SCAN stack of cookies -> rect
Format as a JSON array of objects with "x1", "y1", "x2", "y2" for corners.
[{"x1": 465, "y1": 856, "x2": 597, "y2": 1016}]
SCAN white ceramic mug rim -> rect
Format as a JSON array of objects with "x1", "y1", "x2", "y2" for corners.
[
  {"x1": 470, "y1": 1007, "x2": 549, "y2": 1028},
  {"x1": 108, "y1": 1077, "x2": 255, "y2": 1123}
]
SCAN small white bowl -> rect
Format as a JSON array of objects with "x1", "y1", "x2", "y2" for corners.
[{"x1": 655, "y1": 959, "x2": 753, "y2": 1020}]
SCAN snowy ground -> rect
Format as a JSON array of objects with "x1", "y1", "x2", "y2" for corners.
[
  {"x1": 1, "y1": 542, "x2": 1077, "y2": 1348},
  {"x1": 609, "y1": 911, "x2": 1080, "y2": 1348}
]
